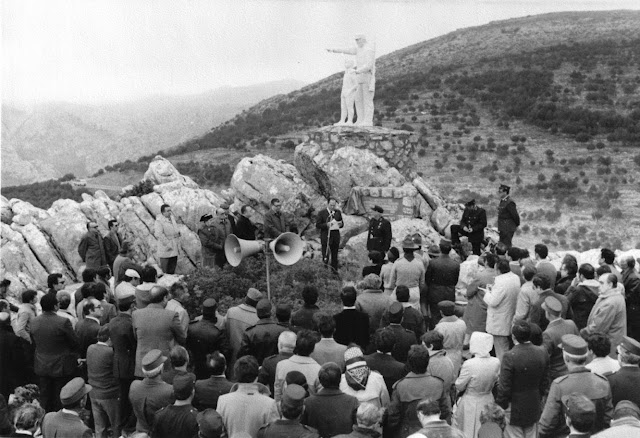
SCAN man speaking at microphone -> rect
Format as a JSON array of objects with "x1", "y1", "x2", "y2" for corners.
[{"x1": 316, "y1": 198, "x2": 344, "y2": 273}]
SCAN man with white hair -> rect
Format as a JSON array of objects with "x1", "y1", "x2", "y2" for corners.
[
  {"x1": 620, "y1": 254, "x2": 640, "y2": 341},
  {"x1": 607, "y1": 336, "x2": 640, "y2": 409},
  {"x1": 327, "y1": 34, "x2": 376, "y2": 126},
  {"x1": 258, "y1": 330, "x2": 297, "y2": 396},
  {"x1": 333, "y1": 402, "x2": 385, "y2": 438},
  {"x1": 580, "y1": 273, "x2": 627, "y2": 357},
  {"x1": 114, "y1": 269, "x2": 140, "y2": 304}
]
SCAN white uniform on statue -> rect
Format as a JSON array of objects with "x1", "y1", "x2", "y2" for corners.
[
  {"x1": 327, "y1": 34, "x2": 376, "y2": 126},
  {"x1": 337, "y1": 58, "x2": 358, "y2": 125}
]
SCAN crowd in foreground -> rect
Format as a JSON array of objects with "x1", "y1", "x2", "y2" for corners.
[{"x1": 1, "y1": 235, "x2": 640, "y2": 438}]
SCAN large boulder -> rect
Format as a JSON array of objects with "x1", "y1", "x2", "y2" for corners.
[
  {"x1": 143, "y1": 155, "x2": 199, "y2": 187},
  {"x1": 1, "y1": 223, "x2": 48, "y2": 292},
  {"x1": 295, "y1": 143, "x2": 405, "y2": 201},
  {"x1": 1, "y1": 196, "x2": 13, "y2": 224}
]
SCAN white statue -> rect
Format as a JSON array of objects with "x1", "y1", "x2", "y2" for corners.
[
  {"x1": 327, "y1": 34, "x2": 376, "y2": 126},
  {"x1": 335, "y1": 58, "x2": 358, "y2": 125}
]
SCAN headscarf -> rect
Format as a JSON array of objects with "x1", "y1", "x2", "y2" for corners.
[
  {"x1": 470, "y1": 332, "x2": 494, "y2": 358},
  {"x1": 344, "y1": 347, "x2": 370, "y2": 391}
]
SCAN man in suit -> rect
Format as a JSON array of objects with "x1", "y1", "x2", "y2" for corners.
[
  {"x1": 238, "y1": 299, "x2": 288, "y2": 365},
  {"x1": 0, "y1": 311, "x2": 26, "y2": 398},
  {"x1": 112, "y1": 241, "x2": 142, "y2": 286},
  {"x1": 234, "y1": 204, "x2": 258, "y2": 240},
  {"x1": 41, "y1": 377, "x2": 93, "y2": 438},
  {"x1": 194, "y1": 351, "x2": 234, "y2": 410},
  {"x1": 132, "y1": 285, "x2": 187, "y2": 378},
  {"x1": 108, "y1": 294, "x2": 137, "y2": 435},
  {"x1": 607, "y1": 336, "x2": 640, "y2": 408},
  {"x1": 542, "y1": 296, "x2": 580, "y2": 385},
  {"x1": 75, "y1": 298, "x2": 103, "y2": 361},
  {"x1": 78, "y1": 221, "x2": 107, "y2": 270},
  {"x1": 381, "y1": 302, "x2": 417, "y2": 363},
  {"x1": 334, "y1": 286, "x2": 370, "y2": 349},
  {"x1": 187, "y1": 298, "x2": 231, "y2": 379},
  {"x1": 367, "y1": 205, "x2": 392, "y2": 253},
  {"x1": 263, "y1": 198, "x2": 297, "y2": 239},
  {"x1": 450, "y1": 199, "x2": 487, "y2": 256},
  {"x1": 31, "y1": 294, "x2": 79, "y2": 413},
  {"x1": 310, "y1": 312, "x2": 348, "y2": 370},
  {"x1": 365, "y1": 329, "x2": 406, "y2": 395},
  {"x1": 425, "y1": 239, "x2": 460, "y2": 328},
  {"x1": 258, "y1": 330, "x2": 296, "y2": 395},
  {"x1": 103, "y1": 219, "x2": 121, "y2": 271},
  {"x1": 496, "y1": 320, "x2": 549, "y2": 438},
  {"x1": 497, "y1": 184, "x2": 520, "y2": 248},
  {"x1": 316, "y1": 197, "x2": 344, "y2": 272},
  {"x1": 620, "y1": 255, "x2": 640, "y2": 341}
]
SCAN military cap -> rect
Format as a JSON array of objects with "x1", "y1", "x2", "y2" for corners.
[
  {"x1": 142, "y1": 349, "x2": 167, "y2": 371},
  {"x1": 197, "y1": 409, "x2": 225, "y2": 438},
  {"x1": 247, "y1": 288, "x2": 263, "y2": 301},
  {"x1": 281, "y1": 384, "x2": 306, "y2": 410},
  {"x1": 200, "y1": 214, "x2": 213, "y2": 222},
  {"x1": 203, "y1": 298, "x2": 217, "y2": 309},
  {"x1": 561, "y1": 334, "x2": 588, "y2": 356},
  {"x1": 372, "y1": 205, "x2": 384, "y2": 213},
  {"x1": 427, "y1": 244, "x2": 441, "y2": 257},
  {"x1": 465, "y1": 199, "x2": 476, "y2": 207},
  {"x1": 119, "y1": 294, "x2": 136, "y2": 307},
  {"x1": 256, "y1": 299, "x2": 272, "y2": 318},
  {"x1": 619, "y1": 336, "x2": 640, "y2": 356},
  {"x1": 499, "y1": 184, "x2": 511, "y2": 193},
  {"x1": 563, "y1": 393, "x2": 596, "y2": 421},
  {"x1": 60, "y1": 377, "x2": 92, "y2": 406},
  {"x1": 613, "y1": 400, "x2": 640, "y2": 420},
  {"x1": 389, "y1": 302, "x2": 404, "y2": 317},
  {"x1": 438, "y1": 300, "x2": 456, "y2": 316},
  {"x1": 542, "y1": 296, "x2": 562, "y2": 314},
  {"x1": 173, "y1": 373, "x2": 196, "y2": 400},
  {"x1": 124, "y1": 268, "x2": 140, "y2": 279},
  {"x1": 412, "y1": 233, "x2": 423, "y2": 246},
  {"x1": 401, "y1": 235, "x2": 419, "y2": 250}
]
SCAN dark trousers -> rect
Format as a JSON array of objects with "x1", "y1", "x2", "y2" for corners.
[
  {"x1": 118, "y1": 378, "x2": 136, "y2": 434},
  {"x1": 450, "y1": 225, "x2": 482, "y2": 256},
  {"x1": 321, "y1": 231, "x2": 340, "y2": 271},
  {"x1": 39, "y1": 375, "x2": 73, "y2": 412},
  {"x1": 214, "y1": 250, "x2": 227, "y2": 268},
  {"x1": 159, "y1": 256, "x2": 178, "y2": 274},
  {"x1": 499, "y1": 229, "x2": 515, "y2": 249}
]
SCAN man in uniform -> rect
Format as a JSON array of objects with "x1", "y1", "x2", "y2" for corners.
[
  {"x1": 497, "y1": 184, "x2": 520, "y2": 248},
  {"x1": 78, "y1": 221, "x2": 107, "y2": 270},
  {"x1": 542, "y1": 296, "x2": 579, "y2": 385},
  {"x1": 238, "y1": 299, "x2": 288, "y2": 365},
  {"x1": 187, "y1": 299, "x2": 230, "y2": 379},
  {"x1": 450, "y1": 199, "x2": 487, "y2": 256},
  {"x1": 606, "y1": 336, "x2": 640, "y2": 408},
  {"x1": 209, "y1": 208, "x2": 233, "y2": 268},
  {"x1": 316, "y1": 198, "x2": 344, "y2": 272},
  {"x1": 564, "y1": 393, "x2": 596, "y2": 438},
  {"x1": 367, "y1": 205, "x2": 392, "y2": 254},
  {"x1": 538, "y1": 334, "x2": 613, "y2": 437},
  {"x1": 258, "y1": 384, "x2": 319, "y2": 438},
  {"x1": 198, "y1": 214, "x2": 218, "y2": 269}
]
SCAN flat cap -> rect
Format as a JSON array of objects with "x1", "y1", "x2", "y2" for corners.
[
  {"x1": 197, "y1": 409, "x2": 225, "y2": 438},
  {"x1": 281, "y1": 384, "x2": 306, "y2": 410},
  {"x1": 542, "y1": 296, "x2": 562, "y2": 314},
  {"x1": 203, "y1": 298, "x2": 217, "y2": 309},
  {"x1": 438, "y1": 300, "x2": 455, "y2": 315},
  {"x1": 173, "y1": 373, "x2": 196, "y2": 400},
  {"x1": 124, "y1": 268, "x2": 140, "y2": 279},
  {"x1": 563, "y1": 393, "x2": 596, "y2": 420},
  {"x1": 200, "y1": 214, "x2": 213, "y2": 222},
  {"x1": 60, "y1": 377, "x2": 92, "y2": 406},
  {"x1": 256, "y1": 299, "x2": 272, "y2": 318},
  {"x1": 141, "y1": 349, "x2": 167, "y2": 371},
  {"x1": 561, "y1": 334, "x2": 588, "y2": 356},
  {"x1": 247, "y1": 288, "x2": 263, "y2": 301},
  {"x1": 372, "y1": 205, "x2": 384, "y2": 213},
  {"x1": 389, "y1": 302, "x2": 404, "y2": 316},
  {"x1": 619, "y1": 336, "x2": 640, "y2": 356}
]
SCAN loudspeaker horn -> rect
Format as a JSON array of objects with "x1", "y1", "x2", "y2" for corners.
[
  {"x1": 224, "y1": 234, "x2": 263, "y2": 267},
  {"x1": 269, "y1": 232, "x2": 304, "y2": 266}
]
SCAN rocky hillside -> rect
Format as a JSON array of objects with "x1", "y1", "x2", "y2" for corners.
[{"x1": 1, "y1": 79, "x2": 304, "y2": 186}]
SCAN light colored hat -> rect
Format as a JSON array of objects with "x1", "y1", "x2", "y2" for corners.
[
  {"x1": 125, "y1": 269, "x2": 140, "y2": 279},
  {"x1": 470, "y1": 332, "x2": 494, "y2": 357}
]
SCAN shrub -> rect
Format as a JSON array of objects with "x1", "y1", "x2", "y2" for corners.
[
  {"x1": 121, "y1": 179, "x2": 155, "y2": 198},
  {"x1": 596, "y1": 142, "x2": 605, "y2": 149},
  {"x1": 587, "y1": 143, "x2": 596, "y2": 151},
  {"x1": 418, "y1": 149, "x2": 426, "y2": 157}
]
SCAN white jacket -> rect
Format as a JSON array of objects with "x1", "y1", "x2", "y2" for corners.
[{"x1": 484, "y1": 272, "x2": 521, "y2": 336}]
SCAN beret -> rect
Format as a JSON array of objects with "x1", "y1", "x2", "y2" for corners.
[
  {"x1": 247, "y1": 288, "x2": 263, "y2": 301},
  {"x1": 203, "y1": 298, "x2": 217, "y2": 309}
]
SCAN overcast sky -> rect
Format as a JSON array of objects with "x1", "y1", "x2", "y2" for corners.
[{"x1": 3, "y1": 0, "x2": 639, "y2": 105}]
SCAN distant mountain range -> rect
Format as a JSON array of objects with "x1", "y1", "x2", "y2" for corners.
[{"x1": 1, "y1": 79, "x2": 305, "y2": 187}]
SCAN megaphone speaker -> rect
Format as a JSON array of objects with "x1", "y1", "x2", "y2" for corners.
[
  {"x1": 224, "y1": 234, "x2": 263, "y2": 267},
  {"x1": 269, "y1": 232, "x2": 304, "y2": 266}
]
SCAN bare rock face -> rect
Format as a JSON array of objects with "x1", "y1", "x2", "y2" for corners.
[
  {"x1": 231, "y1": 154, "x2": 326, "y2": 235},
  {"x1": 1, "y1": 196, "x2": 13, "y2": 224},
  {"x1": 1, "y1": 223, "x2": 48, "y2": 292},
  {"x1": 143, "y1": 155, "x2": 199, "y2": 187},
  {"x1": 294, "y1": 143, "x2": 405, "y2": 201}
]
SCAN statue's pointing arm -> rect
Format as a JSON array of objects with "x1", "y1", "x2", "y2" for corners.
[{"x1": 327, "y1": 47, "x2": 357, "y2": 55}]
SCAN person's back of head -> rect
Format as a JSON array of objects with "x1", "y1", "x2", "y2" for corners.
[
  {"x1": 406, "y1": 344, "x2": 430, "y2": 374},
  {"x1": 97, "y1": 266, "x2": 111, "y2": 280},
  {"x1": 578, "y1": 263, "x2": 595, "y2": 280},
  {"x1": 275, "y1": 303, "x2": 292, "y2": 324},
  {"x1": 83, "y1": 299, "x2": 99, "y2": 317},
  {"x1": 596, "y1": 265, "x2": 611, "y2": 277},
  {"x1": 484, "y1": 252, "x2": 498, "y2": 269},
  {"x1": 57, "y1": 292, "x2": 71, "y2": 310},
  {"x1": 97, "y1": 325, "x2": 110, "y2": 343},
  {"x1": 511, "y1": 320, "x2": 531, "y2": 344},
  {"x1": 149, "y1": 286, "x2": 169, "y2": 304},
  {"x1": 170, "y1": 345, "x2": 189, "y2": 368},
  {"x1": 387, "y1": 247, "x2": 400, "y2": 263},
  {"x1": 586, "y1": 332, "x2": 611, "y2": 358},
  {"x1": 301, "y1": 285, "x2": 319, "y2": 307},
  {"x1": 534, "y1": 243, "x2": 548, "y2": 259},
  {"x1": 421, "y1": 330, "x2": 444, "y2": 351},
  {"x1": 314, "y1": 312, "x2": 335, "y2": 338},
  {"x1": 318, "y1": 362, "x2": 341, "y2": 389},
  {"x1": 601, "y1": 248, "x2": 615, "y2": 265},
  {"x1": 522, "y1": 264, "x2": 537, "y2": 282},
  {"x1": 140, "y1": 265, "x2": 158, "y2": 283},
  {"x1": 206, "y1": 351, "x2": 227, "y2": 376},
  {"x1": 340, "y1": 286, "x2": 357, "y2": 307},
  {"x1": 496, "y1": 259, "x2": 511, "y2": 275},
  {"x1": 234, "y1": 355, "x2": 259, "y2": 383},
  {"x1": 395, "y1": 285, "x2": 410, "y2": 303},
  {"x1": 91, "y1": 282, "x2": 107, "y2": 301},
  {"x1": 415, "y1": 397, "x2": 441, "y2": 418},
  {"x1": 355, "y1": 403, "x2": 384, "y2": 429},
  {"x1": 82, "y1": 268, "x2": 97, "y2": 283},
  {"x1": 293, "y1": 329, "x2": 316, "y2": 357},
  {"x1": 21, "y1": 289, "x2": 37, "y2": 304},
  {"x1": 368, "y1": 251, "x2": 384, "y2": 265},
  {"x1": 495, "y1": 243, "x2": 507, "y2": 256},
  {"x1": 439, "y1": 240, "x2": 452, "y2": 255},
  {"x1": 532, "y1": 274, "x2": 551, "y2": 290},
  {"x1": 40, "y1": 293, "x2": 58, "y2": 312},
  {"x1": 374, "y1": 328, "x2": 396, "y2": 353},
  {"x1": 278, "y1": 331, "x2": 297, "y2": 354},
  {"x1": 13, "y1": 402, "x2": 44, "y2": 434},
  {"x1": 506, "y1": 247, "x2": 521, "y2": 261},
  {"x1": 284, "y1": 371, "x2": 308, "y2": 395}
]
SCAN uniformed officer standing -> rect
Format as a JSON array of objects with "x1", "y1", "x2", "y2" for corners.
[
  {"x1": 186, "y1": 299, "x2": 231, "y2": 379},
  {"x1": 367, "y1": 205, "x2": 392, "y2": 254},
  {"x1": 450, "y1": 199, "x2": 487, "y2": 256},
  {"x1": 538, "y1": 334, "x2": 613, "y2": 437},
  {"x1": 564, "y1": 393, "x2": 597, "y2": 438},
  {"x1": 238, "y1": 299, "x2": 288, "y2": 365},
  {"x1": 257, "y1": 384, "x2": 319, "y2": 438},
  {"x1": 198, "y1": 214, "x2": 218, "y2": 269},
  {"x1": 497, "y1": 184, "x2": 520, "y2": 248}
]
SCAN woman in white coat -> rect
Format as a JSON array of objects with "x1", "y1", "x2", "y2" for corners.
[{"x1": 453, "y1": 332, "x2": 500, "y2": 438}]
